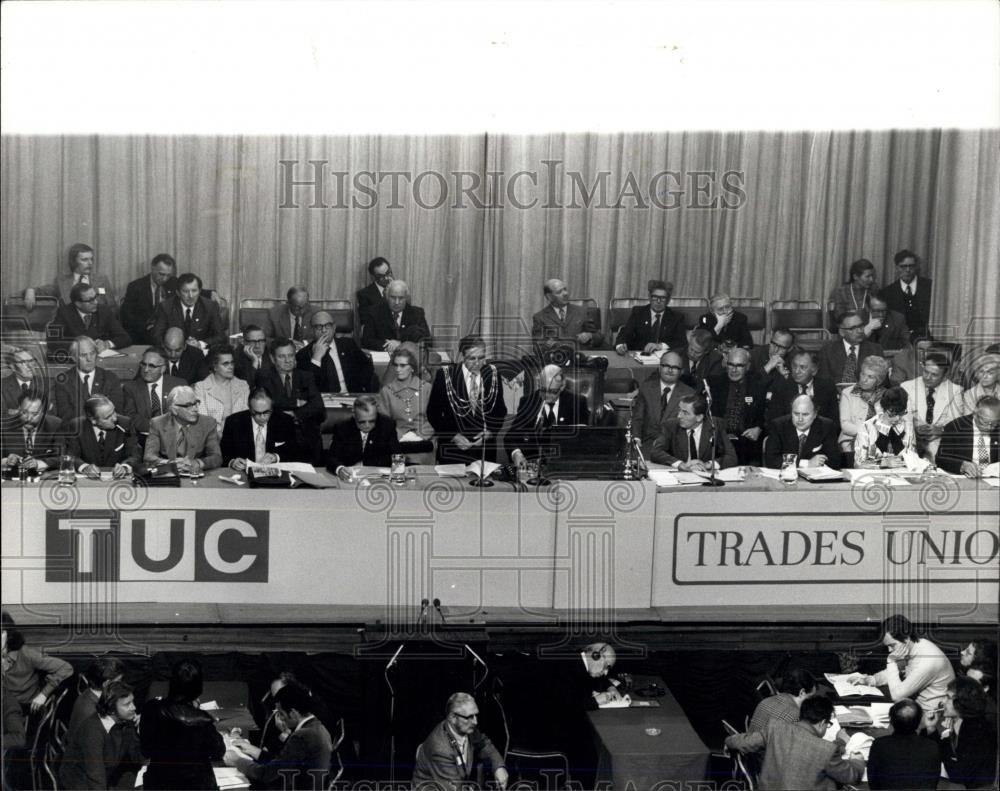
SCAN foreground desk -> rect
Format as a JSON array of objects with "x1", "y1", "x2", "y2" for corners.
[{"x1": 588, "y1": 677, "x2": 710, "y2": 788}]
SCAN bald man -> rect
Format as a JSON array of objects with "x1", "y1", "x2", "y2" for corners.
[
  {"x1": 764, "y1": 394, "x2": 842, "y2": 469},
  {"x1": 360, "y1": 280, "x2": 431, "y2": 352},
  {"x1": 506, "y1": 363, "x2": 590, "y2": 465},
  {"x1": 631, "y1": 350, "x2": 695, "y2": 447},
  {"x1": 296, "y1": 311, "x2": 374, "y2": 393},
  {"x1": 531, "y1": 278, "x2": 604, "y2": 348},
  {"x1": 708, "y1": 347, "x2": 768, "y2": 465},
  {"x1": 161, "y1": 326, "x2": 210, "y2": 384}
]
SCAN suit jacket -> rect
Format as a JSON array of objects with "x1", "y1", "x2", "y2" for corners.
[
  {"x1": 151, "y1": 295, "x2": 226, "y2": 347},
  {"x1": 749, "y1": 344, "x2": 790, "y2": 389},
  {"x1": 679, "y1": 349, "x2": 725, "y2": 389},
  {"x1": 0, "y1": 415, "x2": 64, "y2": 463},
  {"x1": 144, "y1": 413, "x2": 223, "y2": 469},
  {"x1": 263, "y1": 303, "x2": 318, "y2": 341},
  {"x1": 65, "y1": 418, "x2": 140, "y2": 468},
  {"x1": 360, "y1": 303, "x2": 431, "y2": 350},
  {"x1": 52, "y1": 366, "x2": 124, "y2": 424},
  {"x1": 296, "y1": 338, "x2": 375, "y2": 393},
  {"x1": 325, "y1": 413, "x2": 400, "y2": 471},
  {"x1": 122, "y1": 376, "x2": 185, "y2": 434},
  {"x1": 531, "y1": 303, "x2": 604, "y2": 348},
  {"x1": 427, "y1": 364, "x2": 508, "y2": 461},
  {"x1": 631, "y1": 376, "x2": 695, "y2": 447},
  {"x1": 765, "y1": 376, "x2": 840, "y2": 426},
  {"x1": 120, "y1": 274, "x2": 178, "y2": 346},
  {"x1": 869, "y1": 308, "x2": 910, "y2": 351},
  {"x1": 356, "y1": 282, "x2": 386, "y2": 329},
  {"x1": 163, "y1": 346, "x2": 210, "y2": 385},
  {"x1": 936, "y1": 414, "x2": 1000, "y2": 474},
  {"x1": 48, "y1": 304, "x2": 131, "y2": 355},
  {"x1": 817, "y1": 338, "x2": 884, "y2": 384},
  {"x1": 412, "y1": 720, "x2": 505, "y2": 791},
  {"x1": 220, "y1": 410, "x2": 301, "y2": 465},
  {"x1": 878, "y1": 276, "x2": 932, "y2": 342},
  {"x1": 233, "y1": 346, "x2": 272, "y2": 383},
  {"x1": 726, "y1": 719, "x2": 864, "y2": 790},
  {"x1": 254, "y1": 368, "x2": 325, "y2": 426},
  {"x1": 698, "y1": 311, "x2": 754, "y2": 349},
  {"x1": 650, "y1": 418, "x2": 738, "y2": 468},
  {"x1": 939, "y1": 715, "x2": 998, "y2": 789},
  {"x1": 763, "y1": 415, "x2": 841, "y2": 469},
  {"x1": 614, "y1": 305, "x2": 686, "y2": 350},
  {"x1": 238, "y1": 715, "x2": 332, "y2": 790},
  {"x1": 708, "y1": 375, "x2": 768, "y2": 432},
  {"x1": 866, "y1": 732, "x2": 941, "y2": 790},
  {"x1": 32, "y1": 272, "x2": 118, "y2": 308},
  {"x1": 505, "y1": 389, "x2": 591, "y2": 460}
]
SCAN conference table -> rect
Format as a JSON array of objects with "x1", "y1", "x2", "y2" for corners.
[{"x1": 588, "y1": 676, "x2": 710, "y2": 788}]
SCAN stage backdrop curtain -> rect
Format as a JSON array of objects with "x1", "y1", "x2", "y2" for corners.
[{"x1": 2, "y1": 130, "x2": 996, "y2": 352}]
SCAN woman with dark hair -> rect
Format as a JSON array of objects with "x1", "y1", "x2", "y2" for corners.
[
  {"x1": 195, "y1": 343, "x2": 250, "y2": 438},
  {"x1": 0, "y1": 610, "x2": 73, "y2": 713},
  {"x1": 830, "y1": 258, "x2": 877, "y2": 320},
  {"x1": 139, "y1": 659, "x2": 225, "y2": 790},
  {"x1": 59, "y1": 680, "x2": 143, "y2": 790},
  {"x1": 927, "y1": 676, "x2": 998, "y2": 789},
  {"x1": 854, "y1": 386, "x2": 916, "y2": 467}
]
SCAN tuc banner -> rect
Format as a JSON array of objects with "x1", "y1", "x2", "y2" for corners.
[{"x1": 45, "y1": 509, "x2": 269, "y2": 583}]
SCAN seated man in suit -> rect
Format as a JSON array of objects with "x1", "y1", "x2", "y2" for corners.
[
  {"x1": 531, "y1": 278, "x2": 604, "y2": 349},
  {"x1": 679, "y1": 327, "x2": 725, "y2": 390},
  {"x1": 865, "y1": 295, "x2": 911, "y2": 351},
  {"x1": 764, "y1": 394, "x2": 841, "y2": 469},
  {"x1": 122, "y1": 347, "x2": 186, "y2": 437},
  {"x1": 151, "y1": 272, "x2": 226, "y2": 349},
  {"x1": 233, "y1": 324, "x2": 272, "y2": 382},
  {"x1": 360, "y1": 280, "x2": 431, "y2": 352},
  {"x1": 866, "y1": 699, "x2": 941, "y2": 790},
  {"x1": 224, "y1": 681, "x2": 333, "y2": 791},
  {"x1": 708, "y1": 347, "x2": 767, "y2": 465},
  {"x1": 48, "y1": 283, "x2": 131, "y2": 357},
  {"x1": 877, "y1": 249, "x2": 932, "y2": 343},
  {"x1": 66, "y1": 394, "x2": 139, "y2": 479},
  {"x1": 818, "y1": 310, "x2": 884, "y2": 385},
  {"x1": 143, "y1": 385, "x2": 223, "y2": 472},
  {"x1": 2, "y1": 348, "x2": 48, "y2": 421},
  {"x1": 765, "y1": 348, "x2": 839, "y2": 425},
  {"x1": 52, "y1": 336, "x2": 124, "y2": 424},
  {"x1": 936, "y1": 395, "x2": 1000, "y2": 478},
  {"x1": 507, "y1": 363, "x2": 590, "y2": 465},
  {"x1": 1, "y1": 393, "x2": 62, "y2": 472},
  {"x1": 298, "y1": 311, "x2": 374, "y2": 393},
  {"x1": 221, "y1": 388, "x2": 300, "y2": 470},
  {"x1": 901, "y1": 351, "x2": 963, "y2": 462},
  {"x1": 698, "y1": 293, "x2": 754, "y2": 351},
  {"x1": 749, "y1": 328, "x2": 795, "y2": 387},
  {"x1": 161, "y1": 326, "x2": 210, "y2": 384},
  {"x1": 356, "y1": 256, "x2": 394, "y2": 330},
  {"x1": 120, "y1": 253, "x2": 178, "y2": 346},
  {"x1": 650, "y1": 393, "x2": 738, "y2": 470},
  {"x1": 326, "y1": 394, "x2": 400, "y2": 480},
  {"x1": 263, "y1": 285, "x2": 317, "y2": 344},
  {"x1": 257, "y1": 338, "x2": 325, "y2": 464},
  {"x1": 613, "y1": 279, "x2": 686, "y2": 354},
  {"x1": 22, "y1": 242, "x2": 117, "y2": 310},
  {"x1": 631, "y1": 350, "x2": 695, "y2": 448}
]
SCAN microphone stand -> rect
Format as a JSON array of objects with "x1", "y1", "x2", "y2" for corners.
[
  {"x1": 701, "y1": 379, "x2": 725, "y2": 487},
  {"x1": 470, "y1": 367, "x2": 494, "y2": 488},
  {"x1": 385, "y1": 643, "x2": 404, "y2": 782}
]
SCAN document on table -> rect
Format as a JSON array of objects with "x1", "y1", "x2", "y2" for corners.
[
  {"x1": 598, "y1": 694, "x2": 632, "y2": 708},
  {"x1": 984, "y1": 462, "x2": 999, "y2": 477},
  {"x1": 291, "y1": 470, "x2": 340, "y2": 488},
  {"x1": 797, "y1": 465, "x2": 844, "y2": 481},
  {"x1": 98, "y1": 348, "x2": 126, "y2": 358},
  {"x1": 399, "y1": 430, "x2": 424, "y2": 442},
  {"x1": 247, "y1": 461, "x2": 316, "y2": 474},
  {"x1": 435, "y1": 464, "x2": 469, "y2": 478},
  {"x1": 825, "y1": 673, "x2": 883, "y2": 698},
  {"x1": 634, "y1": 353, "x2": 661, "y2": 366}
]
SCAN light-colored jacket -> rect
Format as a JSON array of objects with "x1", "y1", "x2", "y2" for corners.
[
  {"x1": 854, "y1": 414, "x2": 916, "y2": 462},
  {"x1": 194, "y1": 375, "x2": 250, "y2": 437},
  {"x1": 838, "y1": 385, "x2": 882, "y2": 448}
]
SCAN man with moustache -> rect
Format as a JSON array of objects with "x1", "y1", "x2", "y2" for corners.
[{"x1": 1, "y1": 393, "x2": 63, "y2": 472}]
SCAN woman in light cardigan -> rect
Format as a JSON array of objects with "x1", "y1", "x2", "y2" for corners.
[
  {"x1": 195, "y1": 344, "x2": 249, "y2": 437},
  {"x1": 839, "y1": 355, "x2": 890, "y2": 452}
]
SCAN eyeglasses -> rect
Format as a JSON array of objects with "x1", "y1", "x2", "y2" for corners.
[
  {"x1": 312, "y1": 322, "x2": 335, "y2": 331},
  {"x1": 245, "y1": 337, "x2": 266, "y2": 345},
  {"x1": 770, "y1": 341, "x2": 791, "y2": 351},
  {"x1": 649, "y1": 294, "x2": 670, "y2": 301},
  {"x1": 726, "y1": 362, "x2": 748, "y2": 369},
  {"x1": 174, "y1": 400, "x2": 200, "y2": 408},
  {"x1": 140, "y1": 362, "x2": 165, "y2": 368},
  {"x1": 660, "y1": 364, "x2": 682, "y2": 371},
  {"x1": 840, "y1": 323, "x2": 864, "y2": 331},
  {"x1": 251, "y1": 409, "x2": 273, "y2": 417}
]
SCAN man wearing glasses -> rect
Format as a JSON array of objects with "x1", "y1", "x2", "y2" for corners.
[
  {"x1": 725, "y1": 696, "x2": 864, "y2": 788},
  {"x1": 263, "y1": 285, "x2": 317, "y2": 345},
  {"x1": 708, "y1": 347, "x2": 767, "y2": 465},
  {"x1": 818, "y1": 310, "x2": 884, "y2": 385},
  {"x1": 877, "y1": 249, "x2": 932, "y2": 343},
  {"x1": 48, "y1": 283, "x2": 131, "y2": 357},
  {"x1": 765, "y1": 349, "x2": 840, "y2": 425},
  {"x1": 325, "y1": 395, "x2": 400, "y2": 480},
  {"x1": 614, "y1": 279, "x2": 686, "y2": 354},
  {"x1": 297, "y1": 311, "x2": 374, "y2": 394},
  {"x1": 122, "y1": 347, "x2": 185, "y2": 438},
  {"x1": 632, "y1": 350, "x2": 695, "y2": 447},
  {"x1": 356, "y1": 257, "x2": 394, "y2": 331},
  {"x1": 234, "y1": 324, "x2": 272, "y2": 383},
  {"x1": 749, "y1": 328, "x2": 795, "y2": 386},
  {"x1": 937, "y1": 394, "x2": 1000, "y2": 478},
  {"x1": 412, "y1": 692, "x2": 507, "y2": 791},
  {"x1": 144, "y1": 385, "x2": 222, "y2": 472},
  {"x1": 360, "y1": 279, "x2": 432, "y2": 353},
  {"x1": 221, "y1": 388, "x2": 300, "y2": 470}
]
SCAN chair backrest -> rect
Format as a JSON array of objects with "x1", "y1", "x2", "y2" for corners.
[
  {"x1": 562, "y1": 366, "x2": 605, "y2": 422},
  {"x1": 731, "y1": 297, "x2": 766, "y2": 343},
  {"x1": 769, "y1": 300, "x2": 827, "y2": 340},
  {"x1": 670, "y1": 297, "x2": 709, "y2": 333},
  {"x1": 238, "y1": 297, "x2": 283, "y2": 335},
  {"x1": 568, "y1": 298, "x2": 601, "y2": 332},
  {"x1": 3, "y1": 296, "x2": 60, "y2": 335},
  {"x1": 313, "y1": 299, "x2": 355, "y2": 335},
  {"x1": 607, "y1": 297, "x2": 645, "y2": 336}
]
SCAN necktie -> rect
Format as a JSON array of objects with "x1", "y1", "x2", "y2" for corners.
[
  {"x1": 293, "y1": 316, "x2": 303, "y2": 342},
  {"x1": 98, "y1": 430, "x2": 107, "y2": 463},
  {"x1": 470, "y1": 375, "x2": 482, "y2": 405},
  {"x1": 557, "y1": 307, "x2": 566, "y2": 323},
  {"x1": 149, "y1": 383, "x2": 161, "y2": 417},
  {"x1": 977, "y1": 435, "x2": 990, "y2": 465},
  {"x1": 394, "y1": 312, "x2": 402, "y2": 334},
  {"x1": 904, "y1": 284, "x2": 913, "y2": 297},
  {"x1": 98, "y1": 430, "x2": 106, "y2": 445},
  {"x1": 925, "y1": 387, "x2": 936, "y2": 425},
  {"x1": 155, "y1": 285, "x2": 164, "y2": 305},
  {"x1": 183, "y1": 307, "x2": 193, "y2": 337},
  {"x1": 254, "y1": 425, "x2": 267, "y2": 462},
  {"x1": 20, "y1": 382, "x2": 28, "y2": 395},
  {"x1": 660, "y1": 386, "x2": 671, "y2": 412},
  {"x1": 176, "y1": 425, "x2": 188, "y2": 458},
  {"x1": 284, "y1": 375, "x2": 293, "y2": 399},
  {"x1": 797, "y1": 432, "x2": 808, "y2": 459},
  {"x1": 83, "y1": 313, "x2": 92, "y2": 329},
  {"x1": 542, "y1": 404, "x2": 555, "y2": 429},
  {"x1": 650, "y1": 312, "x2": 662, "y2": 342},
  {"x1": 326, "y1": 349, "x2": 342, "y2": 393},
  {"x1": 83, "y1": 373, "x2": 92, "y2": 396},
  {"x1": 843, "y1": 346, "x2": 858, "y2": 382},
  {"x1": 170, "y1": 362, "x2": 179, "y2": 378},
  {"x1": 799, "y1": 384, "x2": 807, "y2": 395},
  {"x1": 688, "y1": 429, "x2": 697, "y2": 462},
  {"x1": 360, "y1": 432, "x2": 368, "y2": 454}
]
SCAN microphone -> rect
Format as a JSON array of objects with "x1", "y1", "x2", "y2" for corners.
[
  {"x1": 417, "y1": 598, "x2": 430, "y2": 626},
  {"x1": 386, "y1": 643, "x2": 404, "y2": 670},
  {"x1": 465, "y1": 644, "x2": 487, "y2": 667},
  {"x1": 433, "y1": 598, "x2": 447, "y2": 623}
]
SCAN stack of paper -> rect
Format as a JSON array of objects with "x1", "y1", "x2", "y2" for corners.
[
  {"x1": 867, "y1": 702, "x2": 893, "y2": 727},
  {"x1": 797, "y1": 465, "x2": 844, "y2": 481},
  {"x1": 597, "y1": 694, "x2": 631, "y2": 708},
  {"x1": 634, "y1": 353, "x2": 661, "y2": 366},
  {"x1": 214, "y1": 767, "x2": 249, "y2": 789},
  {"x1": 834, "y1": 705, "x2": 873, "y2": 727},
  {"x1": 647, "y1": 469, "x2": 680, "y2": 487},
  {"x1": 435, "y1": 464, "x2": 469, "y2": 478}
]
